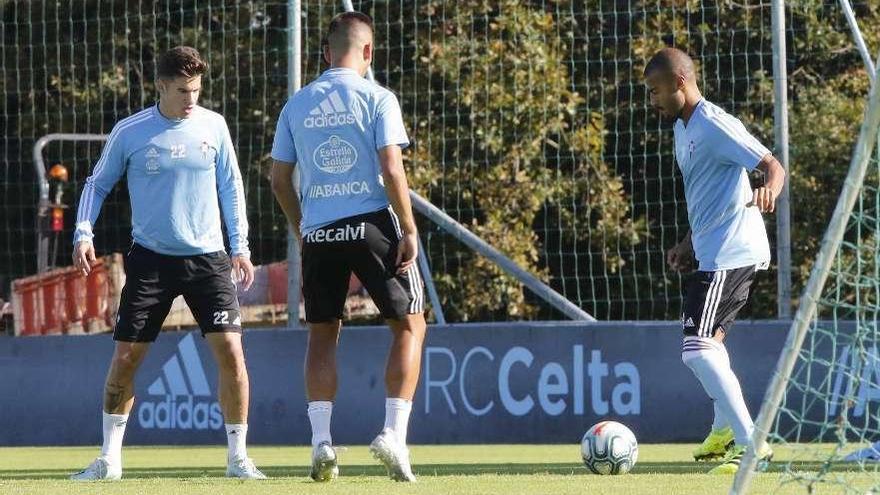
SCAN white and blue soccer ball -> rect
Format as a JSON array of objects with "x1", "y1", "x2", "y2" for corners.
[{"x1": 580, "y1": 420, "x2": 639, "y2": 475}]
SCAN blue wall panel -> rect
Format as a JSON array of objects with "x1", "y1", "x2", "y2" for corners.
[{"x1": 0, "y1": 321, "x2": 789, "y2": 446}]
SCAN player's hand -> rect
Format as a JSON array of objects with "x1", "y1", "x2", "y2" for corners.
[
  {"x1": 748, "y1": 186, "x2": 777, "y2": 213},
  {"x1": 231, "y1": 255, "x2": 255, "y2": 291},
  {"x1": 395, "y1": 232, "x2": 419, "y2": 274},
  {"x1": 666, "y1": 239, "x2": 695, "y2": 273},
  {"x1": 73, "y1": 240, "x2": 96, "y2": 277}
]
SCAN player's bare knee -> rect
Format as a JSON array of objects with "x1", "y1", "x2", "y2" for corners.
[
  {"x1": 109, "y1": 352, "x2": 142, "y2": 378},
  {"x1": 388, "y1": 314, "x2": 426, "y2": 340},
  {"x1": 213, "y1": 343, "x2": 246, "y2": 376},
  {"x1": 308, "y1": 322, "x2": 341, "y2": 346}
]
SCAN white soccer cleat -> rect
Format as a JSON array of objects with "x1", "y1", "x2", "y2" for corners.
[
  {"x1": 70, "y1": 457, "x2": 121, "y2": 481},
  {"x1": 310, "y1": 441, "x2": 339, "y2": 482},
  {"x1": 369, "y1": 428, "x2": 416, "y2": 482},
  {"x1": 226, "y1": 457, "x2": 268, "y2": 479}
]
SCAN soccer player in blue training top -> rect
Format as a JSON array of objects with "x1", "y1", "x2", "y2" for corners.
[
  {"x1": 270, "y1": 11, "x2": 425, "y2": 483},
  {"x1": 69, "y1": 46, "x2": 265, "y2": 480},
  {"x1": 644, "y1": 47, "x2": 785, "y2": 475}
]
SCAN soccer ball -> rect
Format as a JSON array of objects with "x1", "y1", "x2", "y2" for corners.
[{"x1": 580, "y1": 420, "x2": 639, "y2": 475}]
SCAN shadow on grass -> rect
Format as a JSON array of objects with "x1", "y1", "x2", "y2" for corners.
[{"x1": 0, "y1": 461, "x2": 868, "y2": 480}]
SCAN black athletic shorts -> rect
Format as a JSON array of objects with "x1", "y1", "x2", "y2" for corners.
[
  {"x1": 113, "y1": 243, "x2": 242, "y2": 342},
  {"x1": 302, "y1": 207, "x2": 425, "y2": 323},
  {"x1": 681, "y1": 264, "x2": 763, "y2": 339}
]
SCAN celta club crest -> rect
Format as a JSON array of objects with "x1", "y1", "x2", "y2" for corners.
[{"x1": 200, "y1": 141, "x2": 210, "y2": 160}]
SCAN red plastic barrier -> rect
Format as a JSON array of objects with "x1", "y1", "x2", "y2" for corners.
[
  {"x1": 41, "y1": 272, "x2": 63, "y2": 335},
  {"x1": 11, "y1": 254, "x2": 123, "y2": 336},
  {"x1": 267, "y1": 262, "x2": 288, "y2": 305},
  {"x1": 12, "y1": 257, "x2": 366, "y2": 335},
  {"x1": 265, "y1": 261, "x2": 363, "y2": 307},
  {"x1": 14, "y1": 280, "x2": 42, "y2": 336}
]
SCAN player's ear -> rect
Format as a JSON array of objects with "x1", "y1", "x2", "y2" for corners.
[
  {"x1": 675, "y1": 73, "x2": 687, "y2": 92},
  {"x1": 323, "y1": 44, "x2": 331, "y2": 65},
  {"x1": 363, "y1": 41, "x2": 373, "y2": 64}
]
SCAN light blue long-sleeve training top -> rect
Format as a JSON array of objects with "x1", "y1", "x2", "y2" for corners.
[{"x1": 73, "y1": 105, "x2": 250, "y2": 257}]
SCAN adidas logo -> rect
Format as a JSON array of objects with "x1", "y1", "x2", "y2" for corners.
[
  {"x1": 683, "y1": 317, "x2": 696, "y2": 328},
  {"x1": 136, "y1": 333, "x2": 223, "y2": 431},
  {"x1": 303, "y1": 90, "x2": 356, "y2": 128}
]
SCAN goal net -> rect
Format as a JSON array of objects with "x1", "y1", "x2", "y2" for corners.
[{"x1": 732, "y1": 44, "x2": 880, "y2": 495}]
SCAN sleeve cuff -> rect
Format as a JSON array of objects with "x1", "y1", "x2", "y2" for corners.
[
  {"x1": 230, "y1": 247, "x2": 251, "y2": 258},
  {"x1": 376, "y1": 140, "x2": 410, "y2": 151},
  {"x1": 744, "y1": 150, "x2": 771, "y2": 171},
  {"x1": 73, "y1": 222, "x2": 94, "y2": 246},
  {"x1": 271, "y1": 153, "x2": 297, "y2": 164}
]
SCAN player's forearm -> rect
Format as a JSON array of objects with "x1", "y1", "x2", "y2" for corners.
[
  {"x1": 379, "y1": 146, "x2": 417, "y2": 235},
  {"x1": 220, "y1": 209, "x2": 250, "y2": 257},
  {"x1": 217, "y1": 176, "x2": 251, "y2": 257},
  {"x1": 75, "y1": 132, "x2": 126, "y2": 247},
  {"x1": 73, "y1": 181, "x2": 108, "y2": 245},
  {"x1": 681, "y1": 229, "x2": 692, "y2": 246},
  {"x1": 384, "y1": 174, "x2": 417, "y2": 235},
  {"x1": 274, "y1": 189, "x2": 302, "y2": 232},
  {"x1": 760, "y1": 156, "x2": 786, "y2": 198},
  {"x1": 225, "y1": 221, "x2": 250, "y2": 258},
  {"x1": 270, "y1": 163, "x2": 302, "y2": 232}
]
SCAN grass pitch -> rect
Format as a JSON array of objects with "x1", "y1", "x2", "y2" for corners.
[{"x1": 0, "y1": 444, "x2": 873, "y2": 494}]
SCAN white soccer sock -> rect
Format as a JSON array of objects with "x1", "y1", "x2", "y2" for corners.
[
  {"x1": 100, "y1": 412, "x2": 129, "y2": 464},
  {"x1": 712, "y1": 401, "x2": 730, "y2": 431},
  {"x1": 308, "y1": 401, "x2": 333, "y2": 447},
  {"x1": 713, "y1": 343, "x2": 733, "y2": 431},
  {"x1": 384, "y1": 398, "x2": 413, "y2": 446},
  {"x1": 683, "y1": 341, "x2": 754, "y2": 446},
  {"x1": 225, "y1": 423, "x2": 248, "y2": 462}
]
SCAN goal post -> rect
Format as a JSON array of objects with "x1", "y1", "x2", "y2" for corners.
[{"x1": 731, "y1": 59, "x2": 880, "y2": 495}]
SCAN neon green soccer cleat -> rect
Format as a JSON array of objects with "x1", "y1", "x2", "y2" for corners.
[
  {"x1": 693, "y1": 426, "x2": 735, "y2": 462},
  {"x1": 708, "y1": 443, "x2": 773, "y2": 475}
]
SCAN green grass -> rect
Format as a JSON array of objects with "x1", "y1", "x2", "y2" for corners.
[{"x1": 0, "y1": 444, "x2": 875, "y2": 494}]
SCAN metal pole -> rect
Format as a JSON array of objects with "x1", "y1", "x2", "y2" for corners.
[
  {"x1": 410, "y1": 191, "x2": 595, "y2": 321},
  {"x1": 876, "y1": 51, "x2": 880, "y2": 80},
  {"x1": 840, "y1": 0, "x2": 876, "y2": 84},
  {"x1": 417, "y1": 236, "x2": 446, "y2": 324},
  {"x1": 33, "y1": 133, "x2": 108, "y2": 273},
  {"x1": 772, "y1": 0, "x2": 792, "y2": 319},
  {"x1": 731, "y1": 61, "x2": 880, "y2": 495},
  {"x1": 286, "y1": 0, "x2": 303, "y2": 328}
]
